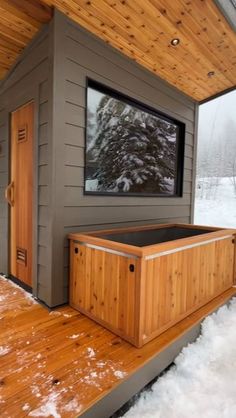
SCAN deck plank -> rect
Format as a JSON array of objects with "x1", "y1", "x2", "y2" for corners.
[{"x1": 0, "y1": 276, "x2": 236, "y2": 417}]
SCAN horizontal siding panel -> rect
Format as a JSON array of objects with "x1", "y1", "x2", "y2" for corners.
[
  {"x1": 38, "y1": 206, "x2": 50, "y2": 226},
  {"x1": 0, "y1": 172, "x2": 7, "y2": 187},
  {"x1": 38, "y1": 245, "x2": 48, "y2": 266},
  {"x1": 0, "y1": 141, "x2": 7, "y2": 157},
  {"x1": 64, "y1": 248, "x2": 69, "y2": 268},
  {"x1": 185, "y1": 144, "x2": 193, "y2": 159},
  {"x1": 65, "y1": 144, "x2": 83, "y2": 166},
  {"x1": 0, "y1": 186, "x2": 5, "y2": 202},
  {"x1": 183, "y1": 181, "x2": 192, "y2": 193},
  {"x1": 64, "y1": 187, "x2": 191, "y2": 207},
  {"x1": 63, "y1": 267, "x2": 69, "y2": 287},
  {"x1": 39, "y1": 144, "x2": 48, "y2": 165},
  {"x1": 0, "y1": 156, "x2": 7, "y2": 172},
  {"x1": 38, "y1": 226, "x2": 49, "y2": 246},
  {"x1": 66, "y1": 36, "x2": 195, "y2": 123},
  {"x1": 65, "y1": 81, "x2": 84, "y2": 107},
  {"x1": 65, "y1": 59, "x2": 87, "y2": 87},
  {"x1": 65, "y1": 102, "x2": 85, "y2": 127},
  {"x1": 184, "y1": 169, "x2": 192, "y2": 182},
  {"x1": 38, "y1": 123, "x2": 48, "y2": 146},
  {"x1": 65, "y1": 123, "x2": 84, "y2": 147},
  {"x1": 0, "y1": 109, "x2": 6, "y2": 122},
  {"x1": 184, "y1": 157, "x2": 193, "y2": 170},
  {"x1": 65, "y1": 165, "x2": 83, "y2": 186},
  {"x1": 39, "y1": 79, "x2": 49, "y2": 104},
  {"x1": 38, "y1": 265, "x2": 49, "y2": 287},
  {"x1": 185, "y1": 133, "x2": 194, "y2": 147},
  {"x1": 0, "y1": 125, "x2": 7, "y2": 141},
  {"x1": 37, "y1": 282, "x2": 50, "y2": 304},
  {"x1": 39, "y1": 101, "x2": 48, "y2": 125},
  {"x1": 39, "y1": 186, "x2": 49, "y2": 205},
  {"x1": 0, "y1": 202, "x2": 7, "y2": 219},
  {"x1": 64, "y1": 205, "x2": 190, "y2": 226},
  {"x1": 38, "y1": 165, "x2": 49, "y2": 186}
]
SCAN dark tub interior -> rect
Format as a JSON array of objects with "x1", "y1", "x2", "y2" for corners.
[{"x1": 98, "y1": 226, "x2": 213, "y2": 247}]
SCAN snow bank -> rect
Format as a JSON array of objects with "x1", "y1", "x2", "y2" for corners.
[
  {"x1": 123, "y1": 298, "x2": 236, "y2": 418},
  {"x1": 194, "y1": 177, "x2": 236, "y2": 228}
]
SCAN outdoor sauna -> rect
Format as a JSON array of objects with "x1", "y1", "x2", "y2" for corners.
[{"x1": 69, "y1": 224, "x2": 236, "y2": 347}]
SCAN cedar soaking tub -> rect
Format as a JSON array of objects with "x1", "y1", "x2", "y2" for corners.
[{"x1": 69, "y1": 224, "x2": 236, "y2": 347}]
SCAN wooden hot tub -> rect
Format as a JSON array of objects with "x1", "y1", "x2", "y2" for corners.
[{"x1": 69, "y1": 224, "x2": 236, "y2": 347}]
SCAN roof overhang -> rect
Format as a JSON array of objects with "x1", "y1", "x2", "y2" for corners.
[{"x1": 0, "y1": 0, "x2": 236, "y2": 103}]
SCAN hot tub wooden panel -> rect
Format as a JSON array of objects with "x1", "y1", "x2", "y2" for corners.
[
  {"x1": 70, "y1": 240, "x2": 138, "y2": 345},
  {"x1": 69, "y1": 224, "x2": 236, "y2": 347},
  {"x1": 140, "y1": 235, "x2": 235, "y2": 346}
]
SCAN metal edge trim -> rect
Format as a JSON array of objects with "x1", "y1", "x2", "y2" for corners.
[
  {"x1": 145, "y1": 235, "x2": 233, "y2": 260},
  {"x1": 73, "y1": 241, "x2": 138, "y2": 259}
]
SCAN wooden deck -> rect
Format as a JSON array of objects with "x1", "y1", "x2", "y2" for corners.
[{"x1": 1, "y1": 276, "x2": 236, "y2": 418}]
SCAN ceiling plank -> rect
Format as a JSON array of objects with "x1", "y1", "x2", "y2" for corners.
[
  {"x1": 0, "y1": 0, "x2": 235, "y2": 101},
  {"x1": 0, "y1": 0, "x2": 51, "y2": 27}
]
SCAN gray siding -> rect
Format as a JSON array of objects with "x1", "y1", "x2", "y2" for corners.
[
  {"x1": 0, "y1": 109, "x2": 8, "y2": 273},
  {"x1": 0, "y1": 25, "x2": 53, "y2": 305},
  {"x1": 0, "y1": 10, "x2": 197, "y2": 308},
  {"x1": 51, "y1": 11, "x2": 197, "y2": 303}
]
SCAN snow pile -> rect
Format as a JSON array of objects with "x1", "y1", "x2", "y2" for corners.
[
  {"x1": 0, "y1": 346, "x2": 10, "y2": 356},
  {"x1": 29, "y1": 393, "x2": 61, "y2": 418},
  {"x1": 68, "y1": 333, "x2": 84, "y2": 339},
  {"x1": 87, "y1": 347, "x2": 96, "y2": 358},
  {"x1": 123, "y1": 298, "x2": 236, "y2": 418},
  {"x1": 194, "y1": 177, "x2": 236, "y2": 228},
  {"x1": 114, "y1": 370, "x2": 127, "y2": 379}
]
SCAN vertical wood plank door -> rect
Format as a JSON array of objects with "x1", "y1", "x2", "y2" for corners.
[{"x1": 10, "y1": 102, "x2": 34, "y2": 287}]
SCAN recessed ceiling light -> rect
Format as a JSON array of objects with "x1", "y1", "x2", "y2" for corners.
[
  {"x1": 171, "y1": 38, "x2": 180, "y2": 46},
  {"x1": 207, "y1": 71, "x2": 215, "y2": 77}
]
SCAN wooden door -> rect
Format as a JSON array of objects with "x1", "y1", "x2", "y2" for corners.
[{"x1": 7, "y1": 102, "x2": 34, "y2": 287}]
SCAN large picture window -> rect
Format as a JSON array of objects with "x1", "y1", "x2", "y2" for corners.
[{"x1": 85, "y1": 79, "x2": 185, "y2": 197}]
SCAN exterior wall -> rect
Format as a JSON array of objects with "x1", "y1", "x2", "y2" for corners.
[
  {"x1": 52, "y1": 11, "x2": 197, "y2": 304},
  {"x1": 0, "y1": 10, "x2": 197, "y2": 307},
  {"x1": 0, "y1": 24, "x2": 53, "y2": 305}
]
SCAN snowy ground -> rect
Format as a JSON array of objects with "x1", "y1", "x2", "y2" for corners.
[
  {"x1": 121, "y1": 298, "x2": 236, "y2": 418},
  {"x1": 194, "y1": 177, "x2": 236, "y2": 228}
]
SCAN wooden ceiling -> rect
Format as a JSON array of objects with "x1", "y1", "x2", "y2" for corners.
[{"x1": 0, "y1": 0, "x2": 236, "y2": 102}]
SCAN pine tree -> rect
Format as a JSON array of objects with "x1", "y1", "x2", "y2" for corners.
[{"x1": 89, "y1": 95, "x2": 177, "y2": 194}]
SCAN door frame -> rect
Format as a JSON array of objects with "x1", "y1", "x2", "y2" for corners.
[{"x1": 7, "y1": 92, "x2": 39, "y2": 297}]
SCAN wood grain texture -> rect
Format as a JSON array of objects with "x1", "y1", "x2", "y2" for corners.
[
  {"x1": 41, "y1": 0, "x2": 236, "y2": 101},
  {"x1": 0, "y1": 0, "x2": 51, "y2": 79},
  {"x1": 70, "y1": 241, "x2": 137, "y2": 344},
  {"x1": 69, "y1": 224, "x2": 236, "y2": 347},
  {"x1": 141, "y1": 236, "x2": 235, "y2": 345},
  {"x1": 1, "y1": 1, "x2": 236, "y2": 100},
  {"x1": 10, "y1": 102, "x2": 34, "y2": 286},
  {"x1": 1, "y1": 276, "x2": 236, "y2": 417}
]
